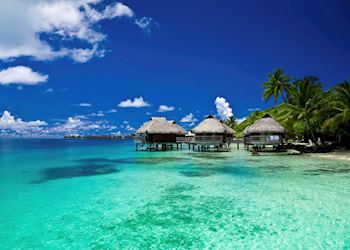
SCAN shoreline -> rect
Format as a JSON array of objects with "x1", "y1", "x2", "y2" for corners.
[{"x1": 307, "y1": 149, "x2": 350, "y2": 162}]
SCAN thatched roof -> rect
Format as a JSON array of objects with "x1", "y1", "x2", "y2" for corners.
[
  {"x1": 192, "y1": 115, "x2": 236, "y2": 134},
  {"x1": 244, "y1": 114, "x2": 286, "y2": 135},
  {"x1": 171, "y1": 122, "x2": 187, "y2": 134},
  {"x1": 136, "y1": 117, "x2": 187, "y2": 135},
  {"x1": 242, "y1": 125, "x2": 250, "y2": 135},
  {"x1": 221, "y1": 123, "x2": 236, "y2": 135}
]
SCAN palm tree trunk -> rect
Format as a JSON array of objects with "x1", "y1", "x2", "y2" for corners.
[
  {"x1": 307, "y1": 119, "x2": 317, "y2": 143},
  {"x1": 281, "y1": 91, "x2": 287, "y2": 102}
]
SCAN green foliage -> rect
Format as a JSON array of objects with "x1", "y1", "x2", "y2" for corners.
[
  {"x1": 322, "y1": 82, "x2": 350, "y2": 135},
  {"x1": 262, "y1": 68, "x2": 292, "y2": 103},
  {"x1": 278, "y1": 77, "x2": 324, "y2": 141},
  {"x1": 223, "y1": 116, "x2": 237, "y2": 128},
  {"x1": 236, "y1": 71, "x2": 350, "y2": 144}
]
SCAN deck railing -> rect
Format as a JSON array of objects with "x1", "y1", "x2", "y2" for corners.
[
  {"x1": 194, "y1": 135, "x2": 223, "y2": 144},
  {"x1": 245, "y1": 135, "x2": 282, "y2": 145},
  {"x1": 176, "y1": 137, "x2": 194, "y2": 143}
]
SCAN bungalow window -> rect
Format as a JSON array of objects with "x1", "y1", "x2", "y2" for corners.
[{"x1": 268, "y1": 135, "x2": 280, "y2": 142}]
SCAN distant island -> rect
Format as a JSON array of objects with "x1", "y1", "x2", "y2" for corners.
[{"x1": 64, "y1": 135, "x2": 134, "y2": 140}]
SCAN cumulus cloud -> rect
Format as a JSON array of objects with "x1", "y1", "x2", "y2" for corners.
[
  {"x1": 50, "y1": 116, "x2": 101, "y2": 134},
  {"x1": 180, "y1": 113, "x2": 198, "y2": 123},
  {"x1": 0, "y1": 110, "x2": 48, "y2": 136},
  {"x1": 112, "y1": 131, "x2": 122, "y2": 136},
  {"x1": 0, "y1": 110, "x2": 124, "y2": 137},
  {"x1": 0, "y1": 66, "x2": 48, "y2": 85},
  {"x1": 125, "y1": 124, "x2": 135, "y2": 131},
  {"x1": 79, "y1": 103, "x2": 92, "y2": 107},
  {"x1": 0, "y1": 0, "x2": 134, "y2": 63},
  {"x1": 157, "y1": 105, "x2": 175, "y2": 113},
  {"x1": 215, "y1": 97, "x2": 233, "y2": 121},
  {"x1": 236, "y1": 117, "x2": 246, "y2": 124},
  {"x1": 118, "y1": 97, "x2": 150, "y2": 108}
]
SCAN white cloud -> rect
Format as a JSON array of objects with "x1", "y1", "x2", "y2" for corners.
[
  {"x1": 236, "y1": 117, "x2": 246, "y2": 124},
  {"x1": 215, "y1": 97, "x2": 233, "y2": 121},
  {"x1": 106, "y1": 109, "x2": 117, "y2": 113},
  {"x1": 88, "y1": 111, "x2": 104, "y2": 117},
  {"x1": 157, "y1": 105, "x2": 175, "y2": 113},
  {"x1": 248, "y1": 108, "x2": 260, "y2": 112},
  {"x1": 180, "y1": 113, "x2": 198, "y2": 123},
  {"x1": 0, "y1": 110, "x2": 48, "y2": 136},
  {"x1": 135, "y1": 17, "x2": 152, "y2": 29},
  {"x1": 45, "y1": 88, "x2": 54, "y2": 93},
  {"x1": 0, "y1": 0, "x2": 134, "y2": 63},
  {"x1": 79, "y1": 103, "x2": 92, "y2": 107},
  {"x1": 0, "y1": 66, "x2": 48, "y2": 85},
  {"x1": 125, "y1": 124, "x2": 135, "y2": 131},
  {"x1": 0, "y1": 110, "x2": 122, "y2": 137},
  {"x1": 50, "y1": 116, "x2": 101, "y2": 134},
  {"x1": 134, "y1": 17, "x2": 158, "y2": 35},
  {"x1": 112, "y1": 131, "x2": 122, "y2": 136},
  {"x1": 118, "y1": 97, "x2": 150, "y2": 108}
]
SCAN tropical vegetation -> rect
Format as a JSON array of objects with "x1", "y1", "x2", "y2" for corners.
[{"x1": 228, "y1": 69, "x2": 350, "y2": 147}]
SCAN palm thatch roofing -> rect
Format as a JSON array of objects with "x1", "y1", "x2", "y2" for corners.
[
  {"x1": 192, "y1": 115, "x2": 236, "y2": 134},
  {"x1": 170, "y1": 121, "x2": 187, "y2": 134},
  {"x1": 221, "y1": 123, "x2": 237, "y2": 135},
  {"x1": 244, "y1": 114, "x2": 286, "y2": 135},
  {"x1": 242, "y1": 125, "x2": 250, "y2": 135},
  {"x1": 136, "y1": 117, "x2": 187, "y2": 135}
]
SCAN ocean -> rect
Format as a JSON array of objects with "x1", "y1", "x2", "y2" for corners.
[{"x1": 1, "y1": 139, "x2": 350, "y2": 249}]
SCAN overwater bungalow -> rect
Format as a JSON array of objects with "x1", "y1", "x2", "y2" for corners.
[
  {"x1": 243, "y1": 114, "x2": 287, "y2": 151},
  {"x1": 191, "y1": 115, "x2": 236, "y2": 151},
  {"x1": 134, "y1": 117, "x2": 187, "y2": 151}
]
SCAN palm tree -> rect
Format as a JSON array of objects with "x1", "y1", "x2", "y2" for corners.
[
  {"x1": 322, "y1": 82, "x2": 350, "y2": 135},
  {"x1": 279, "y1": 76, "x2": 323, "y2": 142},
  {"x1": 262, "y1": 69, "x2": 292, "y2": 103},
  {"x1": 224, "y1": 116, "x2": 237, "y2": 128}
]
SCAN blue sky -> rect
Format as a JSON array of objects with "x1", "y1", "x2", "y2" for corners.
[{"x1": 0, "y1": 0, "x2": 350, "y2": 137}]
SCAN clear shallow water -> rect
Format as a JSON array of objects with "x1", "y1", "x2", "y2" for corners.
[{"x1": 1, "y1": 139, "x2": 350, "y2": 249}]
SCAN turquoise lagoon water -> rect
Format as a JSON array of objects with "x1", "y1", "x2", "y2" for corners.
[{"x1": 1, "y1": 139, "x2": 350, "y2": 249}]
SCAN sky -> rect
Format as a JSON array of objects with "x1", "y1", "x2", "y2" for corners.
[{"x1": 0, "y1": 0, "x2": 350, "y2": 137}]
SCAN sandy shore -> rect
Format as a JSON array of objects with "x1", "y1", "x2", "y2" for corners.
[{"x1": 308, "y1": 150, "x2": 350, "y2": 162}]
